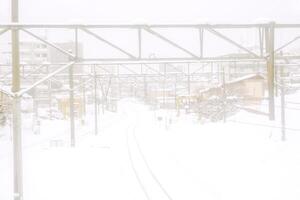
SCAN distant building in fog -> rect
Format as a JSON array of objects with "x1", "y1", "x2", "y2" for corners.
[
  {"x1": 0, "y1": 41, "x2": 83, "y2": 64},
  {"x1": 0, "y1": 41, "x2": 83, "y2": 76}
]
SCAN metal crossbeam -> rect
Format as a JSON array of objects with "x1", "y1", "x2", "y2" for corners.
[{"x1": 0, "y1": 23, "x2": 286, "y2": 29}]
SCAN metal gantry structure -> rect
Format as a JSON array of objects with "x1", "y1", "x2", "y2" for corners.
[{"x1": 1, "y1": 6, "x2": 300, "y2": 199}]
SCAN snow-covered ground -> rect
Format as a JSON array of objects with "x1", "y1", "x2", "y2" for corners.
[{"x1": 1, "y1": 92, "x2": 300, "y2": 200}]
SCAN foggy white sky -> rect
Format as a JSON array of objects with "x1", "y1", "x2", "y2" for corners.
[{"x1": 0, "y1": 0, "x2": 299, "y2": 24}]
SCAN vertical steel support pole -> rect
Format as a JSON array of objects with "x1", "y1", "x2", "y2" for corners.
[
  {"x1": 117, "y1": 65, "x2": 121, "y2": 99},
  {"x1": 218, "y1": 63, "x2": 221, "y2": 83},
  {"x1": 47, "y1": 66, "x2": 52, "y2": 119},
  {"x1": 187, "y1": 63, "x2": 191, "y2": 95},
  {"x1": 222, "y1": 65, "x2": 226, "y2": 123},
  {"x1": 280, "y1": 65, "x2": 286, "y2": 141},
  {"x1": 69, "y1": 28, "x2": 77, "y2": 147},
  {"x1": 275, "y1": 60, "x2": 278, "y2": 97},
  {"x1": 266, "y1": 23, "x2": 275, "y2": 120},
  {"x1": 210, "y1": 62, "x2": 213, "y2": 83},
  {"x1": 187, "y1": 63, "x2": 191, "y2": 107},
  {"x1": 94, "y1": 66, "x2": 98, "y2": 135},
  {"x1": 33, "y1": 74, "x2": 39, "y2": 131},
  {"x1": 174, "y1": 74, "x2": 177, "y2": 109},
  {"x1": 81, "y1": 78, "x2": 86, "y2": 117},
  {"x1": 75, "y1": 28, "x2": 78, "y2": 58},
  {"x1": 11, "y1": 0, "x2": 23, "y2": 199},
  {"x1": 69, "y1": 63, "x2": 75, "y2": 147},
  {"x1": 234, "y1": 61, "x2": 237, "y2": 79},
  {"x1": 199, "y1": 28, "x2": 204, "y2": 58},
  {"x1": 138, "y1": 27, "x2": 142, "y2": 59},
  {"x1": 163, "y1": 64, "x2": 166, "y2": 107},
  {"x1": 259, "y1": 27, "x2": 264, "y2": 58},
  {"x1": 143, "y1": 75, "x2": 147, "y2": 102}
]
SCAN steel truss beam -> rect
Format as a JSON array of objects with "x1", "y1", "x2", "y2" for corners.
[
  {"x1": 2, "y1": 23, "x2": 300, "y2": 29},
  {"x1": 4, "y1": 22, "x2": 300, "y2": 64}
]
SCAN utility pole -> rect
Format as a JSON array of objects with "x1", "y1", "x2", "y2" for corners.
[{"x1": 11, "y1": 0, "x2": 23, "y2": 199}]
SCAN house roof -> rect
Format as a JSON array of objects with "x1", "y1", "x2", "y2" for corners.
[
  {"x1": 197, "y1": 73, "x2": 265, "y2": 94},
  {"x1": 226, "y1": 73, "x2": 264, "y2": 85}
]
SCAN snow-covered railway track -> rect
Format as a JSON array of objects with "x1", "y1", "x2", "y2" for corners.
[{"x1": 126, "y1": 113, "x2": 174, "y2": 200}]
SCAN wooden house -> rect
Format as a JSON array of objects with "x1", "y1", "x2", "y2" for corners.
[{"x1": 197, "y1": 74, "x2": 266, "y2": 102}]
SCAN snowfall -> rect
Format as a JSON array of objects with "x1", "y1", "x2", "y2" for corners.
[{"x1": 1, "y1": 91, "x2": 300, "y2": 200}]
